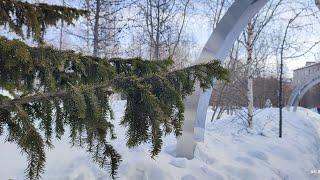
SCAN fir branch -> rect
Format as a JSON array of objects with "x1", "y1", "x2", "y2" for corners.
[
  {"x1": 0, "y1": 35, "x2": 229, "y2": 179},
  {"x1": 0, "y1": 0, "x2": 87, "y2": 42},
  {"x1": 0, "y1": 84, "x2": 113, "y2": 110}
]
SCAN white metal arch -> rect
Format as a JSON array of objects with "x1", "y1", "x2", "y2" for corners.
[
  {"x1": 176, "y1": 0, "x2": 270, "y2": 159},
  {"x1": 287, "y1": 71, "x2": 320, "y2": 112}
]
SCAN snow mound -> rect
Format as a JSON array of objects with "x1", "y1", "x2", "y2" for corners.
[{"x1": 1, "y1": 101, "x2": 320, "y2": 180}]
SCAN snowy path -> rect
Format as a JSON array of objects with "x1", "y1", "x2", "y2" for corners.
[{"x1": 1, "y1": 101, "x2": 320, "y2": 180}]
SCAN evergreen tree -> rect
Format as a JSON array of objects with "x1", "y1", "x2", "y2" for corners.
[{"x1": 0, "y1": 1, "x2": 229, "y2": 179}]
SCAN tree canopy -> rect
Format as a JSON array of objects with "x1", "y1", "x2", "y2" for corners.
[{"x1": 0, "y1": 1, "x2": 229, "y2": 179}]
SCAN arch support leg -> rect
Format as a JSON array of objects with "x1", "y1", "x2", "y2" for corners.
[
  {"x1": 176, "y1": 85, "x2": 213, "y2": 159},
  {"x1": 176, "y1": 0, "x2": 270, "y2": 159},
  {"x1": 176, "y1": 85, "x2": 202, "y2": 159}
]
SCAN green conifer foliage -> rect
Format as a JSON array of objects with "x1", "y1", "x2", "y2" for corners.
[
  {"x1": 0, "y1": 1, "x2": 229, "y2": 179},
  {"x1": 0, "y1": 0, "x2": 86, "y2": 42}
]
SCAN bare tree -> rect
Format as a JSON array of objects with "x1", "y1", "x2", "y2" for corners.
[
  {"x1": 201, "y1": 0, "x2": 232, "y2": 29},
  {"x1": 133, "y1": 0, "x2": 190, "y2": 60},
  {"x1": 64, "y1": 0, "x2": 131, "y2": 57},
  {"x1": 59, "y1": 0, "x2": 65, "y2": 50},
  {"x1": 238, "y1": 0, "x2": 283, "y2": 128},
  {"x1": 92, "y1": 0, "x2": 101, "y2": 57}
]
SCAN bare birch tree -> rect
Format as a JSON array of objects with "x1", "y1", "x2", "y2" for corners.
[
  {"x1": 239, "y1": 0, "x2": 283, "y2": 128},
  {"x1": 64, "y1": 0, "x2": 131, "y2": 57},
  {"x1": 133, "y1": 0, "x2": 190, "y2": 60}
]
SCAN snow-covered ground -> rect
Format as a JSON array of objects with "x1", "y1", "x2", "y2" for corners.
[{"x1": 1, "y1": 101, "x2": 320, "y2": 180}]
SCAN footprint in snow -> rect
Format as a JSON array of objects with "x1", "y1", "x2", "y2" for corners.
[
  {"x1": 235, "y1": 156, "x2": 255, "y2": 166},
  {"x1": 246, "y1": 150, "x2": 269, "y2": 162},
  {"x1": 181, "y1": 174, "x2": 197, "y2": 180},
  {"x1": 200, "y1": 166, "x2": 224, "y2": 180},
  {"x1": 194, "y1": 147, "x2": 216, "y2": 165},
  {"x1": 224, "y1": 165, "x2": 257, "y2": 180},
  {"x1": 170, "y1": 158, "x2": 187, "y2": 168}
]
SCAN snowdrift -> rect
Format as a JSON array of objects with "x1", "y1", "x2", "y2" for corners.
[{"x1": 1, "y1": 101, "x2": 320, "y2": 180}]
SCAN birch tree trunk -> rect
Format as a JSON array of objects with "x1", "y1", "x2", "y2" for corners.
[
  {"x1": 93, "y1": 0, "x2": 101, "y2": 57},
  {"x1": 59, "y1": 0, "x2": 65, "y2": 50},
  {"x1": 246, "y1": 22, "x2": 254, "y2": 128}
]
